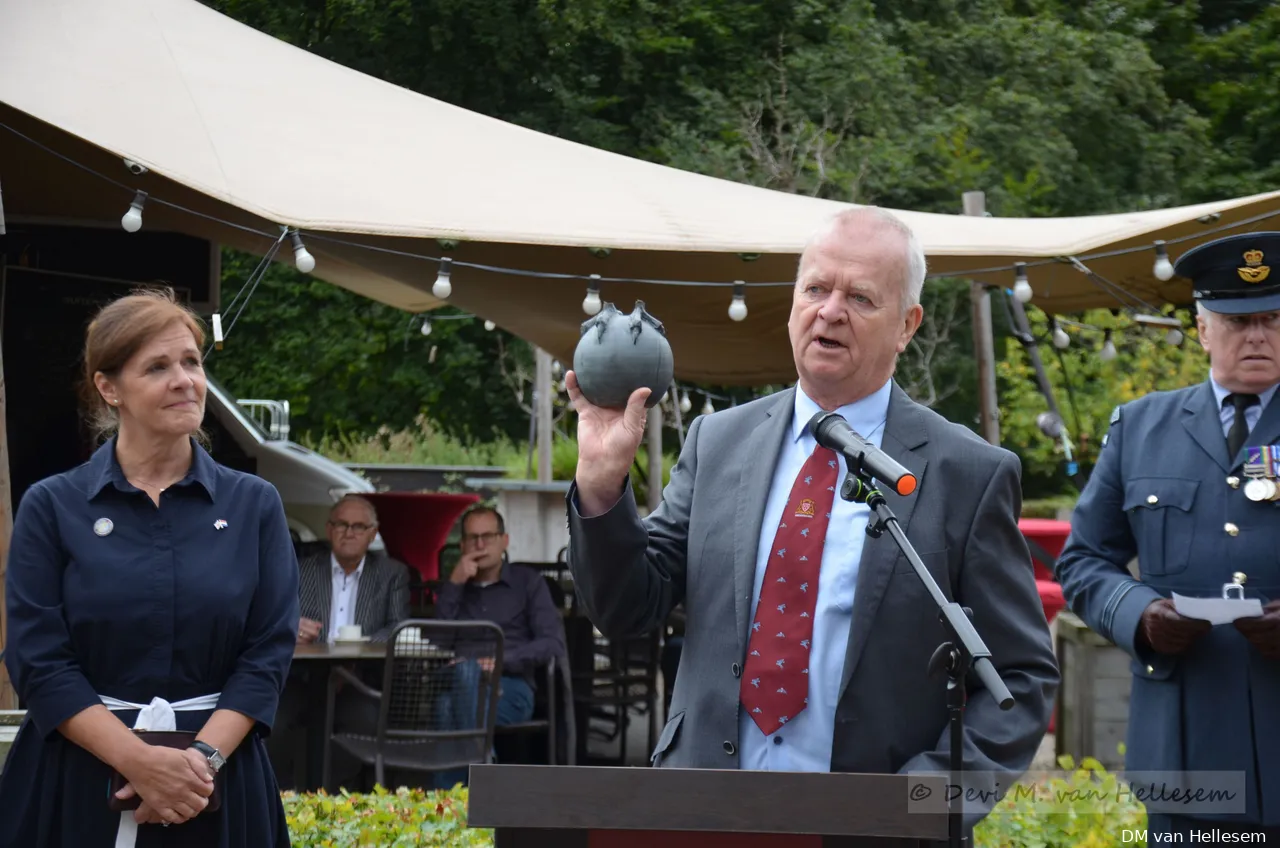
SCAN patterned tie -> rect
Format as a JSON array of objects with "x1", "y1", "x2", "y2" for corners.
[{"x1": 740, "y1": 444, "x2": 840, "y2": 736}]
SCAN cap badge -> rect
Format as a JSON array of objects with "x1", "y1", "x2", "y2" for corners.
[{"x1": 1238, "y1": 249, "x2": 1270, "y2": 284}]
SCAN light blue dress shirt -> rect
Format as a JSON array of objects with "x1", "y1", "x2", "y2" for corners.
[
  {"x1": 1211, "y1": 377, "x2": 1279, "y2": 439},
  {"x1": 737, "y1": 379, "x2": 893, "y2": 772}
]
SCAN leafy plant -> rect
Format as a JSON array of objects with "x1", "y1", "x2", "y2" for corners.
[{"x1": 283, "y1": 784, "x2": 492, "y2": 848}]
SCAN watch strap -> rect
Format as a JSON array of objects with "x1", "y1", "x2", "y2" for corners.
[{"x1": 189, "y1": 740, "x2": 225, "y2": 772}]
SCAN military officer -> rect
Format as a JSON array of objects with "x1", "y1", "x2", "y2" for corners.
[{"x1": 1056, "y1": 231, "x2": 1280, "y2": 840}]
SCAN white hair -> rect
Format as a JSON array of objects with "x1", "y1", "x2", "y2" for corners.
[{"x1": 799, "y1": 206, "x2": 927, "y2": 310}]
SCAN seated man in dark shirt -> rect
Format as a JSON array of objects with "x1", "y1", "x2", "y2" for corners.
[{"x1": 433, "y1": 506, "x2": 567, "y2": 767}]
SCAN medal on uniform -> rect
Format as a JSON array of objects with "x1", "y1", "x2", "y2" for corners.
[{"x1": 1243, "y1": 446, "x2": 1280, "y2": 502}]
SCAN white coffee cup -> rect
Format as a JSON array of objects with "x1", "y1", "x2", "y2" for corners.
[{"x1": 338, "y1": 624, "x2": 363, "y2": 641}]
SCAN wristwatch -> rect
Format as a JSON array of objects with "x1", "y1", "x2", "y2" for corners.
[{"x1": 189, "y1": 740, "x2": 226, "y2": 773}]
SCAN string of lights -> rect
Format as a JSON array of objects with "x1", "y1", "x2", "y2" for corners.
[{"x1": 7, "y1": 119, "x2": 1280, "y2": 327}]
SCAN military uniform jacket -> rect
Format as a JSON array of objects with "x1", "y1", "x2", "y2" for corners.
[{"x1": 1057, "y1": 378, "x2": 1280, "y2": 825}]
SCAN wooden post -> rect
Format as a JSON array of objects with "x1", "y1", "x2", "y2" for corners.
[
  {"x1": 964, "y1": 191, "x2": 1000, "y2": 446},
  {"x1": 535, "y1": 347, "x2": 553, "y2": 484},
  {"x1": 647, "y1": 404, "x2": 663, "y2": 511},
  {"x1": 0, "y1": 252, "x2": 16, "y2": 708}
]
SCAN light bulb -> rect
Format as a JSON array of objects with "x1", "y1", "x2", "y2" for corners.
[
  {"x1": 483, "y1": 319, "x2": 496, "y2": 331},
  {"x1": 121, "y1": 190, "x2": 147, "y2": 233},
  {"x1": 420, "y1": 319, "x2": 432, "y2": 336},
  {"x1": 288, "y1": 230, "x2": 316, "y2": 273},
  {"x1": 1053, "y1": 325, "x2": 1070, "y2": 349},
  {"x1": 1100, "y1": 332, "x2": 1117, "y2": 361},
  {"x1": 433, "y1": 259, "x2": 452, "y2": 298},
  {"x1": 583, "y1": 276, "x2": 602, "y2": 316},
  {"x1": 702, "y1": 398, "x2": 714, "y2": 416},
  {"x1": 679, "y1": 391, "x2": 691, "y2": 414},
  {"x1": 728, "y1": 281, "x2": 748, "y2": 321},
  {"x1": 1153, "y1": 241, "x2": 1174, "y2": 281},
  {"x1": 1166, "y1": 328, "x2": 1183, "y2": 346},
  {"x1": 1013, "y1": 263, "x2": 1032, "y2": 303}
]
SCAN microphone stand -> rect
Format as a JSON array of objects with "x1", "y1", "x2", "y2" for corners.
[{"x1": 838, "y1": 470, "x2": 1015, "y2": 848}]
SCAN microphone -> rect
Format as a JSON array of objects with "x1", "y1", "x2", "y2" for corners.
[{"x1": 809, "y1": 411, "x2": 917, "y2": 497}]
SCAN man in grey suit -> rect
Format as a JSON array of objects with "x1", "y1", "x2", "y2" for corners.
[
  {"x1": 295, "y1": 493, "x2": 411, "y2": 644},
  {"x1": 564, "y1": 207, "x2": 1059, "y2": 834}
]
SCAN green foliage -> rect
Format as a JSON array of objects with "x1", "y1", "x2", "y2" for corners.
[
  {"x1": 997, "y1": 308, "x2": 1207, "y2": 493},
  {"x1": 283, "y1": 785, "x2": 491, "y2": 847},
  {"x1": 304, "y1": 418, "x2": 524, "y2": 468},
  {"x1": 975, "y1": 754, "x2": 1147, "y2": 848}
]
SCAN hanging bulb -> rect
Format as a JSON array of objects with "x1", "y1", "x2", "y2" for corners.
[
  {"x1": 433, "y1": 258, "x2": 453, "y2": 298},
  {"x1": 420, "y1": 318, "x2": 432, "y2": 336},
  {"x1": 679, "y1": 391, "x2": 691, "y2": 414},
  {"x1": 728, "y1": 281, "x2": 748, "y2": 321},
  {"x1": 1166, "y1": 327, "x2": 1183, "y2": 346},
  {"x1": 583, "y1": 274, "x2": 602, "y2": 316},
  {"x1": 483, "y1": 319, "x2": 496, "y2": 332},
  {"x1": 702, "y1": 397, "x2": 715, "y2": 416},
  {"x1": 1053, "y1": 320, "x2": 1070, "y2": 349},
  {"x1": 1152, "y1": 241, "x2": 1174, "y2": 281},
  {"x1": 1100, "y1": 330, "x2": 1117, "y2": 361},
  {"x1": 289, "y1": 230, "x2": 316, "y2": 273},
  {"x1": 1013, "y1": 263, "x2": 1033, "y2": 303},
  {"x1": 121, "y1": 190, "x2": 147, "y2": 233}
]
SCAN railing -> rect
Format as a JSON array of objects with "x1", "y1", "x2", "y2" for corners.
[{"x1": 236, "y1": 399, "x2": 291, "y2": 440}]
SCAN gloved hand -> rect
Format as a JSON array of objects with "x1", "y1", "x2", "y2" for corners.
[
  {"x1": 1139, "y1": 598, "x2": 1212, "y2": 654},
  {"x1": 1234, "y1": 600, "x2": 1280, "y2": 660}
]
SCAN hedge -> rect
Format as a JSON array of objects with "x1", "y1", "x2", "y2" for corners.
[{"x1": 283, "y1": 756, "x2": 1147, "y2": 847}]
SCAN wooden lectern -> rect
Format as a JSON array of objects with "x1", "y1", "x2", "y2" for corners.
[{"x1": 468, "y1": 764, "x2": 950, "y2": 848}]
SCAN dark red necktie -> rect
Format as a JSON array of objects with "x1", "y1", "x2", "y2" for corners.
[{"x1": 740, "y1": 445, "x2": 839, "y2": 736}]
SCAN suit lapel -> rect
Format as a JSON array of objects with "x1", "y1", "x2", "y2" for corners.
[
  {"x1": 733, "y1": 389, "x2": 795, "y2": 654},
  {"x1": 353, "y1": 556, "x2": 377, "y2": 631},
  {"x1": 839, "y1": 384, "x2": 929, "y2": 697},
  {"x1": 312, "y1": 555, "x2": 333, "y2": 637},
  {"x1": 1232, "y1": 387, "x2": 1280, "y2": 472},
  {"x1": 1183, "y1": 381, "x2": 1231, "y2": 473}
]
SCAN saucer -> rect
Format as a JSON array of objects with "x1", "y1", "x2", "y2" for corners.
[{"x1": 334, "y1": 636, "x2": 371, "y2": 645}]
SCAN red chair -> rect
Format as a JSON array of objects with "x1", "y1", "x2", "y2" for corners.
[
  {"x1": 1019, "y1": 518, "x2": 1071, "y2": 734},
  {"x1": 363, "y1": 491, "x2": 480, "y2": 584}
]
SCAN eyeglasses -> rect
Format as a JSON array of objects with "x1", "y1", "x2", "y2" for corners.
[
  {"x1": 461, "y1": 531, "x2": 503, "y2": 547},
  {"x1": 329, "y1": 520, "x2": 375, "y2": 535}
]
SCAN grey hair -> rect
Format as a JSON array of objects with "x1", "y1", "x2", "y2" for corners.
[
  {"x1": 799, "y1": 206, "x2": 927, "y2": 310},
  {"x1": 330, "y1": 493, "x2": 379, "y2": 526}
]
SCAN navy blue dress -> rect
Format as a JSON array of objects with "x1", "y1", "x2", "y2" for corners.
[{"x1": 0, "y1": 437, "x2": 300, "y2": 847}]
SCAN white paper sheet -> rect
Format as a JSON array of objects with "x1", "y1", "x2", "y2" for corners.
[{"x1": 1172, "y1": 593, "x2": 1263, "y2": 625}]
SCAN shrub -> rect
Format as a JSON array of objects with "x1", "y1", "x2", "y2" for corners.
[
  {"x1": 283, "y1": 784, "x2": 492, "y2": 847},
  {"x1": 974, "y1": 754, "x2": 1147, "y2": 847}
]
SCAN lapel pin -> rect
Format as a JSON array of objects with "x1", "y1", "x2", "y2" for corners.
[
  {"x1": 93, "y1": 518, "x2": 114, "y2": 537},
  {"x1": 214, "y1": 519, "x2": 228, "y2": 530}
]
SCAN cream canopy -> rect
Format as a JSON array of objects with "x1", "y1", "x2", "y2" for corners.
[{"x1": 3, "y1": 0, "x2": 1280, "y2": 384}]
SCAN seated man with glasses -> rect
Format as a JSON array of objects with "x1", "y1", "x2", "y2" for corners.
[
  {"x1": 268, "y1": 494, "x2": 410, "y2": 789},
  {"x1": 430, "y1": 506, "x2": 567, "y2": 785}
]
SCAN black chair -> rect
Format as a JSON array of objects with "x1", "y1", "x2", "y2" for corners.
[
  {"x1": 493, "y1": 652, "x2": 577, "y2": 765},
  {"x1": 572, "y1": 628, "x2": 662, "y2": 765},
  {"x1": 321, "y1": 619, "x2": 504, "y2": 790}
]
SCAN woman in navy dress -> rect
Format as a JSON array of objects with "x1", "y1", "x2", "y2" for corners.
[{"x1": 0, "y1": 289, "x2": 300, "y2": 847}]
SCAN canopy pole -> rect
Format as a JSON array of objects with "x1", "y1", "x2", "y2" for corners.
[
  {"x1": 964, "y1": 191, "x2": 1000, "y2": 446},
  {"x1": 535, "y1": 347, "x2": 553, "y2": 484}
]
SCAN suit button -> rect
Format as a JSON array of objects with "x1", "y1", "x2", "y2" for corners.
[
  {"x1": 773, "y1": 736, "x2": 783, "y2": 745},
  {"x1": 1146, "y1": 665, "x2": 1154, "y2": 674},
  {"x1": 1147, "y1": 495, "x2": 1159, "y2": 504},
  {"x1": 731, "y1": 663, "x2": 741, "y2": 677},
  {"x1": 723, "y1": 741, "x2": 735, "y2": 755},
  {"x1": 1225, "y1": 522, "x2": 1239, "y2": 537},
  {"x1": 1228, "y1": 476, "x2": 1241, "y2": 489}
]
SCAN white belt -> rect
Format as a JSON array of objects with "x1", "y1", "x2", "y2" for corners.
[{"x1": 101, "y1": 693, "x2": 222, "y2": 848}]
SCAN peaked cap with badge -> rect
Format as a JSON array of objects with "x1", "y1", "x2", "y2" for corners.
[{"x1": 1175, "y1": 231, "x2": 1280, "y2": 314}]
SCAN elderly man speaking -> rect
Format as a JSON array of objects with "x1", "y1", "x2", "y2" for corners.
[{"x1": 564, "y1": 207, "x2": 1059, "y2": 834}]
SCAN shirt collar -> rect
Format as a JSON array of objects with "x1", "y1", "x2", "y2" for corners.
[
  {"x1": 791, "y1": 379, "x2": 894, "y2": 448},
  {"x1": 86, "y1": 435, "x2": 219, "y2": 502},
  {"x1": 1209, "y1": 375, "x2": 1280, "y2": 413},
  {"x1": 332, "y1": 553, "x2": 366, "y2": 578}
]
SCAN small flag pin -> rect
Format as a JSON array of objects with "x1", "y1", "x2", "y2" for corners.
[{"x1": 214, "y1": 519, "x2": 228, "y2": 530}]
